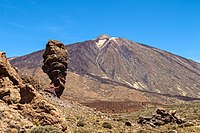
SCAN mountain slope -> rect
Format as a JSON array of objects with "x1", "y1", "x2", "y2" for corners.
[
  {"x1": 68, "y1": 35, "x2": 200, "y2": 97},
  {"x1": 10, "y1": 35, "x2": 200, "y2": 103}
]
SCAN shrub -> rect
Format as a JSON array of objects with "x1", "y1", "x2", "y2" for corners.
[
  {"x1": 30, "y1": 126, "x2": 62, "y2": 133},
  {"x1": 77, "y1": 120, "x2": 86, "y2": 127},
  {"x1": 102, "y1": 122, "x2": 112, "y2": 129},
  {"x1": 74, "y1": 129, "x2": 90, "y2": 133}
]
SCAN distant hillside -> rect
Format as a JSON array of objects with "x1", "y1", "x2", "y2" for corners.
[{"x1": 10, "y1": 35, "x2": 200, "y2": 105}]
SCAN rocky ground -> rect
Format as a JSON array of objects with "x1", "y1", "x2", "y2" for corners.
[
  {"x1": 40, "y1": 86, "x2": 200, "y2": 133},
  {"x1": 45, "y1": 92, "x2": 200, "y2": 133},
  {"x1": 1, "y1": 51, "x2": 200, "y2": 133}
]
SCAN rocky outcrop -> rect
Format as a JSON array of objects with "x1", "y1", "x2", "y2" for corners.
[
  {"x1": 0, "y1": 52, "x2": 22, "y2": 86},
  {"x1": 0, "y1": 52, "x2": 67, "y2": 132},
  {"x1": 0, "y1": 52, "x2": 22, "y2": 104},
  {"x1": 138, "y1": 108, "x2": 185, "y2": 127},
  {"x1": 42, "y1": 40, "x2": 68, "y2": 98}
]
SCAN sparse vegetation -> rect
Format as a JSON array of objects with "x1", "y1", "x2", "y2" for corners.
[
  {"x1": 77, "y1": 120, "x2": 86, "y2": 127},
  {"x1": 74, "y1": 129, "x2": 90, "y2": 133},
  {"x1": 102, "y1": 122, "x2": 112, "y2": 129},
  {"x1": 58, "y1": 101, "x2": 200, "y2": 132},
  {"x1": 30, "y1": 126, "x2": 62, "y2": 133}
]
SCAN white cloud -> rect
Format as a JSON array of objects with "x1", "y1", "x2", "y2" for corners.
[
  {"x1": 45, "y1": 26, "x2": 67, "y2": 33},
  {"x1": 59, "y1": 16, "x2": 76, "y2": 25},
  {"x1": 0, "y1": 1, "x2": 24, "y2": 13},
  {"x1": 8, "y1": 22, "x2": 30, "y2": 30}
]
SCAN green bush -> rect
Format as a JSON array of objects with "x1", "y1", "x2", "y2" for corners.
[
  {"x1": 30, "y1": 126, "x2": 62, "y2": 133},
  {"x1": 102, "y1": 122, "x2": 112, "y2": 129},
  {"x1": 77, "y1": 120, "x2": 86, "y2": 127},
  {"x1": 74, "y1": 129, "x2": 90, "y2": 133}
]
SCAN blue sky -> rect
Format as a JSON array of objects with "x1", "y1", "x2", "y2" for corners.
[{"x1": 0, "y1": 0, "x2": 200, "y2": 62}]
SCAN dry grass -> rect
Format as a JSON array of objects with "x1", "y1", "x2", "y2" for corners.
[{"x1": 42, "y1": 90, "x2": 200, "y2": 133}]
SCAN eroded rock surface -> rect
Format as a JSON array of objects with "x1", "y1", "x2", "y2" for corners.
[
  {"x1": 0, "y1": 52, "x2": 67, "y2": 132},
  {"x1": 42, "y1": 40, "x2": 68, "y2": 98}
]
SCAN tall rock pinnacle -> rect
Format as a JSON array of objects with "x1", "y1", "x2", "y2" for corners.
[{"x1": 42, "y1": 40, "x2": 68, "y2": 98}]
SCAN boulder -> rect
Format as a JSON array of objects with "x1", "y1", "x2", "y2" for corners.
[{"x1": 138, "y1": 108, "x2": 185, "y2": 127}]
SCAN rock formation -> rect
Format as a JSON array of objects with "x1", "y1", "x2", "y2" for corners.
[
  {"x1": 138, "y1": 108, "x2": 185, "y2": 127},
  {"x1": 0, "y1": 52, "x2": 67, "y2": 132},
  {"x1": 42, "y1": 40, "x2": 68, "y2": 98}
]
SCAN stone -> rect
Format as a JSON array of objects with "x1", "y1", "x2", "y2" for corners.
[
  {"x1": 138, "y1": 108, "x2": 185, "y2": 127},
  {"x1": 153, "y1": 119, "x2": 165, "y2": 126},
  {"x1": 19, "y1": 84, "x2": 36, "y2": 104},
  {"x1": 125, "y1": 121, "x2": 132, "y2": 126},
  {"x1": 42, "y1": 40, "x2": 68, "y2": 98},
  {"x1": 0, "y1": 52, "x2": 22, "y2": 86},
  {"x1": 0, "y1": 52, "x2": 21, "y2": 104}
]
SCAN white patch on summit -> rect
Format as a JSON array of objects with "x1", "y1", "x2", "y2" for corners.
[
  {"x1": 95, "y1": 34, "x2": 118, "y2": 48},
  {"x1": 109, "y1": 37, "x2": 117, "y2": 43},
  {"x1": 96, "y1": 39, "x2": 107, "y2": 48},
  {"x1": 97, "y1": 34, "x2": 110, "y2": 40},
  {"x1": 110, "y1": 37, "x2": 117, "y2": 40}
]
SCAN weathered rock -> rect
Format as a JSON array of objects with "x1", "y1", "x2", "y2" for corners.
[
  {"x1": 138, "y1": 108, "x2": 185, "y2": 127},
  {"x1": 0, "y1": 51, "x2": 67, "y2": 132},
  {"x1": 42, "y1": 40, "x2": 68, "y2": 98},
  {"x1": 0, "y1": 52, "x2": 21, "y2": 104},
  {"x1": 0, "y1": 52, "x2": 22, "y2": 86},
  {"x1": 21, "y1": 90, "x2": 68, "y2": 131},
  {"x1": 0, "y1": 99, "x2": 33, "y2": 132}
]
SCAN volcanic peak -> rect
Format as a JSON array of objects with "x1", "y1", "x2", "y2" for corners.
[
  {"x1": 95, "y1": 34, "x2": 118, "y2": 48},
  {"x1": 97, "y1": 34, "x2": 110, "y2": 40}
]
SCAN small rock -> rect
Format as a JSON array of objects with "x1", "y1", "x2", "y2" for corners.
[
  {"x1": 125, "y1": 121, "x2": 132, "y2": 126},
  {"x1": 179, "y1": 122, "x2": 194, "y2": 128},
  {"x1": 20, "y1": 127, "x2": 26, "y2": 133}
]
